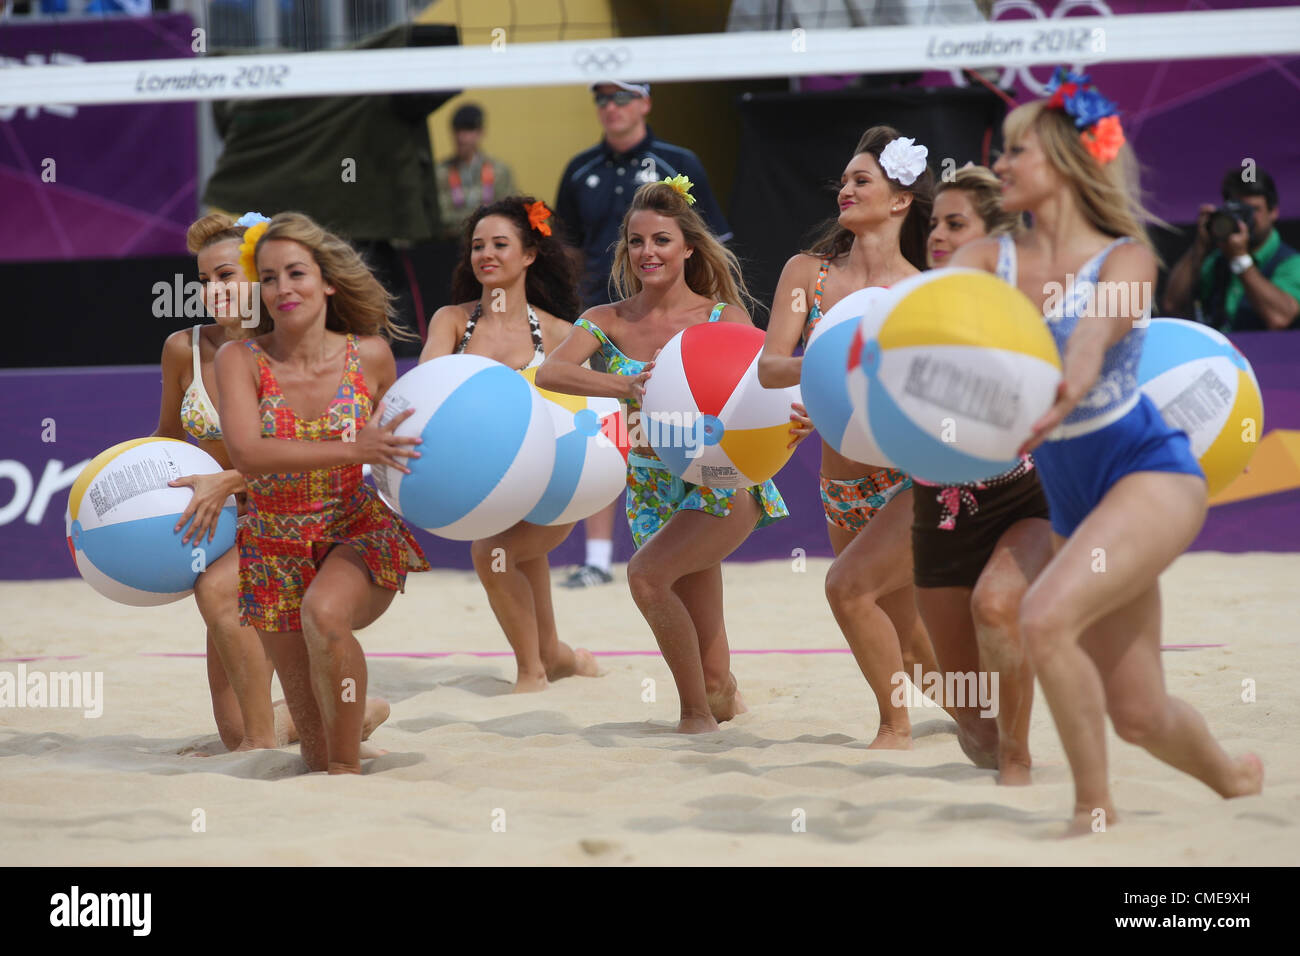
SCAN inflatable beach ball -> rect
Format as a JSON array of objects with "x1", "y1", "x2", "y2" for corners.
[
  {"x1": 801, "y1": 286, "x2": 895, "y2": 466},
  {"x1": 519, "y1": 366, "x2": 629, "y2": 526},
  {"x1": 642, "y1": 321, "x2": 802, "y2": 488},
  {"x1": 1138, "y1": 318, "x2": 1263, "y2": 497},
  {"x1": 65, "y1": 437, "x2": 237, "y2": 606},
  {"x1": 848, "y1": 269, "x2": 1063, "y2": 484},
  {"x1": 373, "y1": 355, "x2": 556, "y2": 540}
]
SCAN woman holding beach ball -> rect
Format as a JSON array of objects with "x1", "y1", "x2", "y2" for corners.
[{"x1": 950, "y1": 69, "x2": 1263, "y2": 831}]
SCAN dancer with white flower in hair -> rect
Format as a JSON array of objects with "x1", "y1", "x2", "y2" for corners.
[{"x1": 758, "y1": 127, "x2": 947, "y2": 751}]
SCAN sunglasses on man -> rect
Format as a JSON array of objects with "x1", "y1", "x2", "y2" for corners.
[{"x1": 594, "y1": 91, "x2": 642, "y2": 107}]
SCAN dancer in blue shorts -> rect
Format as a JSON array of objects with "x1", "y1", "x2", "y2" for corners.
[
  {"x1": 538, "y1": 178, "x2": 811, "y2": 733},
  {"x1": 952, "y1": 69, "x2": 1263, "y2": 832}
]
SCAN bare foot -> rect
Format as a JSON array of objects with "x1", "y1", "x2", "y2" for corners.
[
  {"x1": 359, "y1": 741, "x2": 388, "y2": 758},
  {"x1": 1064, "y1": 805, "x2": 1116, "y2": 837},
  {"x1": 867, "y1": 725, "x2": 914, "y2": 750},
  {"x1": 361, "y1": 698, "x2": 390, "y2": 741},
  {"x1": 677, "y1": 714, "x2": 720, "y2": 734},
  {"x1": 997, "y1": 758, "x2": 1033, "y2": 786},
  {"x1": 1223, "y1": 753, "x2": 1264, "y2": 798},
  {"x1": 572, "y1": 648, "x2": 600, "y2": 678},
  {"x1": 955, "y1": 721, "x2": 999, "y2": 770},
  {"x1": 543, "y1": 644, "x2": 601, "y2": 681},
  {"x1": 707, "y1": 672, "x2": 747, "y2": 723},
  {"x1": 513, "y1": 672, "x2": 549, "y2": 693},
  {"x1": 233, "y1": 736, "x2": 280, "y2": 753}
]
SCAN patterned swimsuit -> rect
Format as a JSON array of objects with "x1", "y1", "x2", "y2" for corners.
[
  {"x1": 575, "y1": 305, "x2": 788, "y2": 549},
  {"x1": 237, "y1": 335, "x2": 429, "y2": 632},
  {"x1": 803, "y1": 257, "x2": 912, "y2": 535}
]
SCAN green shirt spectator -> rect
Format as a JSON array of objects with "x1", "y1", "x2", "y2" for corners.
[{"x1": 1197, "y1": 228, "x2": 1300, "y2": 332}]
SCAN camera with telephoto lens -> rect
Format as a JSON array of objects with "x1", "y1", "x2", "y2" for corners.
[{"x1": 1207, "y1": 200, "x2": 1253, "y2": 243}]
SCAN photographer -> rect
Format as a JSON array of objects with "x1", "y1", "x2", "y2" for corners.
[{"x1": 1163, "y1": 168, "x2": 1300, "y2": 331}]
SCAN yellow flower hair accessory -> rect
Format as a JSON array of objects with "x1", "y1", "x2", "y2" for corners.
[
  {"x1": 238, "y1": 219, "x2": 270, "y2": 283},
  {"x1": 661, "y1": 174, "x2": 696, "y2": 205}
]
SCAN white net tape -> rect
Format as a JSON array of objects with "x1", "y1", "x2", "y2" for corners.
[{"x1": 1, "y1": 6, "x2": 1298, "y2": 107}]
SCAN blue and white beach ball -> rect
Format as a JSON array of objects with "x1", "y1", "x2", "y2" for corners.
[
  {"x1": 374, "y1": 355, "x2": 556, "y2": 540},
  {"x1": 1137, "y1": 318, "x2": 1263, "y2": 497},
  {"x1": 520, "y1": 366, "x2": 628, "y2": 526},
  {"x1": 65, "y1": 437, "x2": 237, "y2": 606},
  {"x1": 801, "y1": 285, "x2": 894, "y2": 466},
  {"x1": 847, "y1": 269, "x2": 1062, "y2": 484}
]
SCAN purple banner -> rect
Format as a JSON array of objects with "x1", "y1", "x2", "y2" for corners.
[
  {"x1": 0, "y1": 13, "x2": 197, "y2": 261},
  {"x1": 915, "y1": 0, "x2": 1300, "y2": 224},
  {"x1": 2, "y1": 332, "x2": 1298, "y2": 581}
]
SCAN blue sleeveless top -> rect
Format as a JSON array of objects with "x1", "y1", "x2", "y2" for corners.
[{"x1": 996, "y1": 233, "x2": 1149, "y2": 438}]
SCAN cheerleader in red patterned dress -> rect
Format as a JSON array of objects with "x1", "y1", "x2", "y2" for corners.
[{"x1": 216, "y1": 212, "x2": 429, "y2": 775}]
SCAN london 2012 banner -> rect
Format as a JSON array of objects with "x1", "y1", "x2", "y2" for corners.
[
  {"x1": 0, "y1": 13, "x2": 198, "y2": 262},
  {"x1": 917, "y1": 0, "x2": 1300, "y2": 225}
]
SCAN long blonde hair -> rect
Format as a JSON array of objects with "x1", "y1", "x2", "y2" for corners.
[
  {"x1": 935, "y1": 165, "x2": 1022, "y2": 238},
  {"x1": 253, "y1": 212, "x2": 416, "y2": 340},
  {"x1": 1004, "y1": 101, "x2": 1157, "y2": 253},
  {"x1": 610, "y1": 181, "x2": 752, "y2": 310}
]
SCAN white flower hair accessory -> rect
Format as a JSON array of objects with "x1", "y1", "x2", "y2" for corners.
[{"x1": 878, "y1": 137, "x2": 929, "y2": 186}]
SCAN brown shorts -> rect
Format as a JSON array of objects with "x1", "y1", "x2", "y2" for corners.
[{"x1": 911, "y1": 464, "x2": 1049, "y2": 590}]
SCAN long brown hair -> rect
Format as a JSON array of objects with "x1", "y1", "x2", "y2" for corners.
[
  {"x1": 610, "y1": 181, "x2": 753, "y2": 309},
  {"x1": 804, "y1": 125, "x2": 935, "y2": 270},
  {"x1": 449, "y1": 196, "x2": 581, "y2": 321},
  {"x1": 252, "y1": 212, "x2": 416, "y2": 340}
]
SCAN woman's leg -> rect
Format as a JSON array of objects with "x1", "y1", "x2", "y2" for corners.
[
  {"x1": 194, "y1": 547, "x2": 278, "y2": 750},
  {"x1": 259, "y1": 630, "x2": 327, "y2": 771},
  {"x1": 625, "y1": 492, "x2": 761, "y2": 734},
  {"x1": 969, "y1": 517, "x2": 1053, "y2": 785},
  {"x1": 1020, "y1": 471, "x2": 1260, "y2": 831},
  {"x1": 471, "y1": 521, "x2": 595, "y2": 692},
  {"x1": 914, "y1": 585, "x2": 999, "y2": 768},
  {"x1": 299, "y1": 545, "x2": 397, "y2": 774},
  {"x1": 824, "y1": 488, "x2": 922, "y2": 749},
  {"x1": 672, "y1": 563, "x2": 746, "y2": 722}
]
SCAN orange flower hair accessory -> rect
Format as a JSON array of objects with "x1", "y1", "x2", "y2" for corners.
[
  {"x1": 1080, "y1": 114, "x2": 1125, "y2": 165},
  {"x1": 526, "y1": 201, "x2": 553, "y2": 237},
  {"x1": 238, "y1": 219, "x2": 270, "y2": 283}
]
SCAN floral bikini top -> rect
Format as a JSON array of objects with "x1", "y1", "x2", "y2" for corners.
[
  {"x1": 575, "y1": 302, "x2": 726, "y2": 416},
  {"x1": 180, "y1": 324, "x2": 223, "y2": 442}
]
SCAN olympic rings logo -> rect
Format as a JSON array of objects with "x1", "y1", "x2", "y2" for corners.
[
  {"x1": 572, "y1": 46, "x2": 631, "y2": 73},
  {"x1": 948, "y1": 0, "x2": 1114, "y2": 94}
]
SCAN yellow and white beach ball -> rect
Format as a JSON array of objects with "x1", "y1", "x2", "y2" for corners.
[
  {"x1": 642, "y1": 321, "x2": 801, "y2": 488},
  {"x1": 65, "y1": 437, "x2": 237, "y2": 606},
  {"x1": 1137, "y1": 318, "x2": 1264, "y2": 496},
  {"x1": 847, "y1": 269, "x2": 1062, "y2": 484},
  {"x1": 520, "y1": 366, "x2": 629, "y2": 525}
]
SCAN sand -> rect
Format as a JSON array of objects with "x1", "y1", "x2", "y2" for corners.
[{"x1": 1, "y1": 552, "x2": 1296, "y2": 866}]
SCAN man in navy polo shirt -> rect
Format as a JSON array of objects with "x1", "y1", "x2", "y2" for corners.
[
  {"x1": 554, "y1": 81, "x2": 732, "y2": 587},
  {"x1": 557, "y1": 81, "x2": 732, "y2": 310}
]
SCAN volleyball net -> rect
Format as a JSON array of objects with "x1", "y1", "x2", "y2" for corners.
[{"x1": 2, "y1": 4, "x2": 1299, "y2": 107}]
